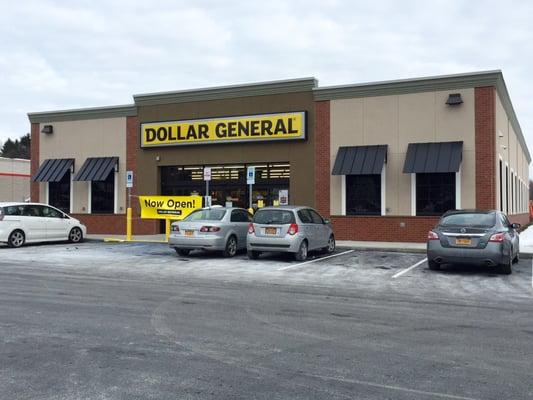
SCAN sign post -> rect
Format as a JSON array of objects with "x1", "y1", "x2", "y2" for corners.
[
  {"x1": 247, "y1": 166, "x2": 255, "y2": 211},
  {"x1": 126, "y1": 171, "x2": 134, "y2": 241},
  {"x1": 204, "y1": 167, "x2": 211, "y2": 207}
]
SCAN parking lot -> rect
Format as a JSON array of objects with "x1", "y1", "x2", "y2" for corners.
[
  {"x1": 1, "y1": 241, "x2": 533, "y2": 399},
  {"x1": 1, "y1": 241, "x2": 531, "y2": 303}
]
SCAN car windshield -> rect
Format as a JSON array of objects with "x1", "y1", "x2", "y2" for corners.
[
  {"x1": 440, "y1": 213, "x2": 496, "y2": 227},
  {"x1": 184, "y1": 209, "x2": 226, "y2": 221},
  {"x1": 254, "y1": 210, "x2": 295, "y2": 225}
]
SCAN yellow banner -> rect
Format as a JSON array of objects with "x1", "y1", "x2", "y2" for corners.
[
  {"x1": 141, "y1": 112, "x2": 306, "y2": 147},
  {"x1": 139, "y1": 196, "x2": 202, "y2": 220}
]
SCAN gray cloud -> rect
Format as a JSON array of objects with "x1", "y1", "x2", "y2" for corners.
[{"x1": 1, "y1": 0, "x2": 531, "y2": 172}]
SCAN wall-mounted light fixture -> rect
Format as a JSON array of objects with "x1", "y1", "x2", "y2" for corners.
[
  {"x1": 445, "y1": 93, "x2": 463, "y2": 106},
  {"x1": 41, "y1": 125, "x2": 53, "y2": 134}
]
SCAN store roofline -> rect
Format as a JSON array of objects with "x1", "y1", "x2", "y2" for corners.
[
  {"x1": 25, "y1": 71, "x2": 529, "y2": 162},
  {"x1": 27, "y1": 104, "x2": 137, "y2": 123},
  {"x1": 132, "y1": 77, "x2": 318, "y2": 106}
]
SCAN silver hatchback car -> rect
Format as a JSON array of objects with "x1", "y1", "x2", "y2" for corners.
[
  {"x1": 247, "y1": 206, "x2": 335, "y2": 261},
  {"x1": 169, "y1": 207, "x2": 252, "y2": 257}
]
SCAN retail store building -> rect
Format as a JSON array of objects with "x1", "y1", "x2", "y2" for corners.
[{"x1": 28, "y1": 70, "x2": 530, "y2": 241}]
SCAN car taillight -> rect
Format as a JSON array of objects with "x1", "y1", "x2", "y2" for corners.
[
  {"x1": 427, "y1": 231, "x2": 439, "y2": 240},
  {"x1": 171, "y1": 224, "x2": 179, "y2": 232},
  {"x1": 489, "y1": 232, "x2": 505, "y2": 242},
  {"x1": 248, "y1": 223, "x2": 255, "y2": 234},
  {"x1": 200, "y1": 226, "x2": 220, "y2": 233},
  {"x1": 288, "y1": 223, "x2": 299, "y2": 235}
]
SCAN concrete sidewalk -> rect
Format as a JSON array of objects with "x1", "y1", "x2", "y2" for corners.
[{"x1": 86, "y1": 234, "x2": 427, "y2": 252}]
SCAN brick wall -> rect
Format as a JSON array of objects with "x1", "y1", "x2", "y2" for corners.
[
  {"x1": 126, "y1": 115, "x2": 159, "y2": 235},
  {"x1": 315, "y1": 101, "x2": 330, "y2": 217},
  {"x1": 509, "y1": 213, "x2": 530, "y2": 227},
  {"x1": 30, "y1": 123, "x2": 39, "y2": 202},
  {"x1": 475, "y1": 86, "x2": 497, "y2": 210},
  {"x1": 71, "y1": 214, "x2": 126, "y2": 234},
  {"x1": 331, "y1": 215, "x2": 439, "y2": 242}
]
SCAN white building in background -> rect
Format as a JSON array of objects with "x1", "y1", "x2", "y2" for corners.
[{"x1": 0, "y1": 157, "x2": 30, "y2": 202}]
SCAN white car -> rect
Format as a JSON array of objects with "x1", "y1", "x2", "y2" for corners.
[{"x1": 0, "y1": 202, "x2": 87, "y2": 248}]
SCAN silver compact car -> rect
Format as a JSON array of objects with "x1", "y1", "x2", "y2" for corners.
[
  {"x1": 247, "y1": 206, "x2": 335, "y2": 261},
  {"x1": 169, "y1": 207, "x2": 252, "y2": 257},
  {"x1": 427, "y1": 210, "x2": 520, "y2": 274}
]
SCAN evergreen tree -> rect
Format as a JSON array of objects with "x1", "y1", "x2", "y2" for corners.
[{"x1": 0, "y1": 133, "x2": 30, "y2": 159}]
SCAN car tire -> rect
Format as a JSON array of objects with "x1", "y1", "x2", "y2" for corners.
[
  {"x1": 8, "y1": 230, "x2": 25, "y2": 248},
  {"x1": 247, "y1": 250, "x2": 260, "y2": 259},
  {"x1": 223, "y1": 235, "x2": 238, "y2": 258},
  {"x1": 175, "y1": 248, "x2": 190, "y2": 256},
  {"x1": 428, "y1": 259, "x2": 440, "y2": 270},
  {"x1": 294, "y1": 240, "x2": 308, "y2": 261},
  {"x1": 323, "y1": 235, "x2": 335, "y2": 254},
  {"x1": 512, "y1": 249, "x2": 519, "y2": 264},
  {"x1": 498, "y1": 257, "x2": 512, "y2": 275},
  {"x1": 68, "y1": 227, "x2": 83, "y2": 243}
]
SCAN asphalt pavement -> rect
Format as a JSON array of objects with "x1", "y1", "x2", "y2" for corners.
[{"x1": 0, "y1": 242, "x2": 532, "y2": 399}]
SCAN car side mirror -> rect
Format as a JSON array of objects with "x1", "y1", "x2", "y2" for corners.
[
  {"x1": 324, "y1": 219, "x2": 331, "y2": 225},
  {"x1": 511, "y1": 223, "x2": 520, "y2": 230}
]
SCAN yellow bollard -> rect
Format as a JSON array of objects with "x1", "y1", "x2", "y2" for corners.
[
  {"x1": 165, "y1": 219, "x2": 171, "y2": 242},
  {"x1": 126, "y1": 207, "x2": 132, "y2": 241}
]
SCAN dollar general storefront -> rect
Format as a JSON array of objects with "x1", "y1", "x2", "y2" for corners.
[{"x1": 28, "y1": 71, "x2": 530, "y2": 241}]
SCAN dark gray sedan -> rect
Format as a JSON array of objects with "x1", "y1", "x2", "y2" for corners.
[{"x1": 427, "y1": 210, "x2": 520, "y2": 274}]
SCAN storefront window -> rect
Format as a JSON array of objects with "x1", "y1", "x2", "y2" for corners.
[
  {"x1": 49, "y1": 171, "x2": 70, "y2": 213},
  {"x1": 91, "y1": 173, "x2": 114, "y2": 214},
  {"x1": 416, "y1": 173, "x2": 455, "y2": 216},
  {"x1": 346, "y1": 175, "x2": 381, "y2": 215}
]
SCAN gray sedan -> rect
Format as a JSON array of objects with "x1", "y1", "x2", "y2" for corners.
[
  {"x1": 247, "y1": 206, "x2": 335, "y2": 261},
  {"x1": 427, "y1": 210, "x2": 520, "y2": 274},
  {"x1": 169, "y1": 207, "x2": 252, "y2": 257}
]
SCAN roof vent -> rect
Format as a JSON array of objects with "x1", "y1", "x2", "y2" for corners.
[
  {"x1": 41, "y1": 125, "x2": 53, "y2": 134},
  {"x1": 446, "y1": 93, "x2": 463, "y2": 106}
]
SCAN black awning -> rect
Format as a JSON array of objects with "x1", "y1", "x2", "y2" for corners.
[
  {"x1": 73, "y1": 157, "x2": 118, "y2": 181},
  {"x1": 332, "y1": 145, "x2": 387, "y2": 175},
  {"x1": 32, "y1": 158, "x2": 74, "y2": 182},
  {"x1": 403, "y1": 141, "x2": 463, "y2": 173}
]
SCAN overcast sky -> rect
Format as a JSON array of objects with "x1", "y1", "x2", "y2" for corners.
[{"x1": 1, "y1": 0, "x2": 531, "y2": 163}]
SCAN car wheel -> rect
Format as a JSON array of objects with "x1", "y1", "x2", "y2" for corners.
[
  {"x1": 294, "y1": 240, "x2": 308, "y2": 261},
  {"x1": 8, "y1": 230, "x2": 25, "y2": 248},
  {"x1": 247, "y1": 250, "x2": 260, "y2": 259},
  {"x1": 324, "y1": 235, "x2": 335, "y2": 254},
  {"x1": 68, "y1": 227, "x2": 83, "y2": 243},
  {"x1": 512, "y1": 249, "x2": 519, "y2": 264},
  {"x1": 223, "y1": 236, "x2": 237, "y2": 258},
  {"x1": 498, "y1": 256, "x2": 512, "y2": 275},
  {"x1": 175, "y1": 248, "x2": 190, "y2": 256},
  {"x1": 428, "y1": 259, "x2": 440, "y2": 270}
]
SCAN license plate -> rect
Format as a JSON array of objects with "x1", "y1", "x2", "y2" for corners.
[
  {"x1": 185, "y1": 230, "x2": 194, "y2": 237},
  {"x1": 265, "y1": 227, "x2": 277, "y2": 235},
  {"x1": 455, "y1": 238, "x2": 471, "y2": 245}
]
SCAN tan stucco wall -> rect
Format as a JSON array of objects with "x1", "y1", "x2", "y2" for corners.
[
  {"x1": 0, "y1": 158, "x2": 30, "y2": 202},
  {"x1": 330, "y1": 88, "x2": 476, "y2": 215},
  {"x1": 37, "y1": 118, "x2": 127, "y2": 213},
  {"x1": 495, "y1": 93, "x2": 530, "y2": 215}
]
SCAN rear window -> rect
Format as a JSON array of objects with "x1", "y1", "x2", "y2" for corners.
[
  {"x1": 3, "y1": 205, "x2": 23, "y2": 216},
  {"x1": 254, "y1": 210, "x2": 295, "y2": 225},
  {"x1": 184, "y1": 208, "x2": 226, "y2": 221},
  {"x1": 440, "y1": 213, "x2": 496, "y2": 227}
]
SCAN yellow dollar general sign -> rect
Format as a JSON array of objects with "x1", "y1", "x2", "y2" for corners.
[
  {"x1": 139, "y1": 196, "x2": 202, "y2": 220},
  {"x1": 141, "y1": 112, "x2": 306, "y2": 147}
]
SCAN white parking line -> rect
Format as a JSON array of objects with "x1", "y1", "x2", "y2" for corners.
[
  {"x1": 278, "y1": 250, "x2": 354, "y2": 271},
  {"x1": 392, "y1": 257, "x2": 427, "y2": 279}
]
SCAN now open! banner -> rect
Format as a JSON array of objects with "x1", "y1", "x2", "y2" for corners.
[{"x1": 139, "y1": 196, "x2": 202, "y2": 220}]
